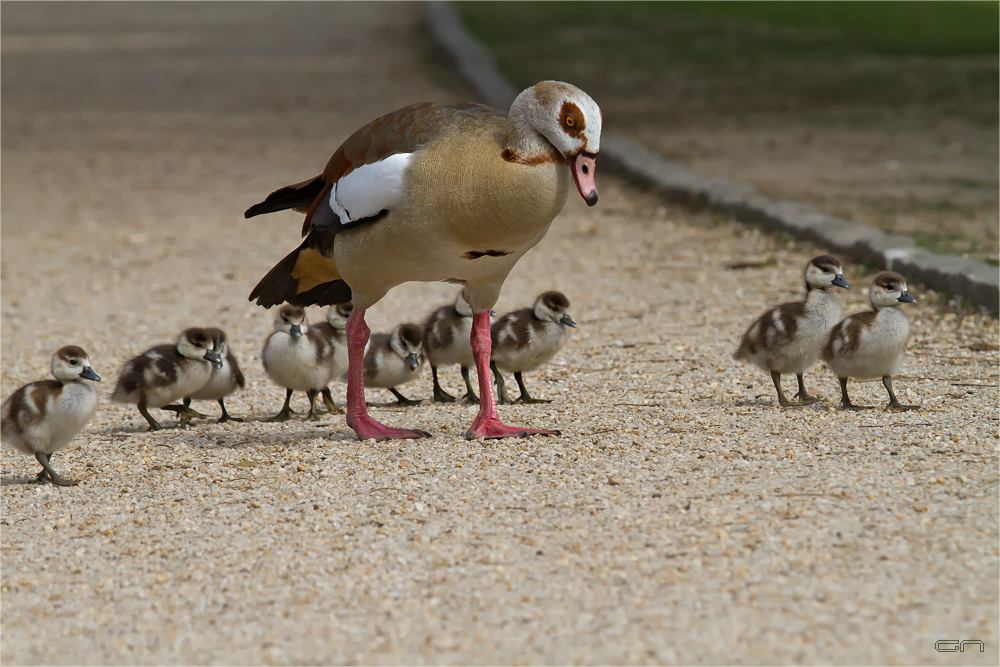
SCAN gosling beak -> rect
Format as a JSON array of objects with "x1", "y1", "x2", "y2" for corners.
[
  {"x1": 406, "y1": 352, "x2": 420, "y2": 370},
  {"x1": 205, "y1": 351, "x2": 223, "y2": 369},
  {"x1": 80, "y1": 366, "x2": 101, "y2": 382},
  {"x1": 290, "y1": 324, "x2": 303, "y2": 337},
  {"x1": 560, "y1": 313, "x2": 578, "y2": 328},
  {"x1": 832, "y1": 274, "x2": 850, "y2": 289},
  {"x1": 898, "y1": 291, "x2": 917, "y2": 303}
]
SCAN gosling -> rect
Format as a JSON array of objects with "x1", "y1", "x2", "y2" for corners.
[
  {"x1": 313, "y1": 303, "x2": 353, "y2": 415},
  {"x1": 261, "y1": 305, "x2": 338, "y2": 421},
  {"x1": 490, "y1": 291, "x2": 576, "y2": 404},
  {"x1": 1, "y1": 346, "x2": 101, "y2": 486},
  {"x1": 823, "y1": 271, "x2": 918, "y2": 411},
  {"x1": 423, "y1": 291, "x2": 479, "y2": 404},
  {"x1": 111, "y1": 328, "x2": 222, "y2": 430},
  {"x1": 733, "y1": 255, "x2": 849, "y2": 407},
  {"x1": 164, "y1": 327, "x2": 246, "y2": 424},
  {"x1": 363, "y1": 323, "x2": 424, "y2": 406}
]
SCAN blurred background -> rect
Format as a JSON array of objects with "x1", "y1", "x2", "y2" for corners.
[{"x1": 459, "y1": 0, "x2": 999, "y2": 264}]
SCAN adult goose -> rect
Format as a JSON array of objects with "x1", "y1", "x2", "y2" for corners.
[{"x1": 247, "y1": 81, "x2": 601, "y2": 440}]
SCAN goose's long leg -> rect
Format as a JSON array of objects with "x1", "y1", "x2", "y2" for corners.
[
  {"x1": 344, "y1": 308, "x2": 431, "y2": 441},
  {"x1": 466, "y1": 312, "x2": 559, "y2": 440}
]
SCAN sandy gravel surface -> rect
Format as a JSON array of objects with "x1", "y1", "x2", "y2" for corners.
[{"x1": 2, "y1": 4, "x2": 998, "y2": 665}]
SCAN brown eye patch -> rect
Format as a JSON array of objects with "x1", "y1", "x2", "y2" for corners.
[{"x1": 559, "y1": 101, "x2": 585, "y2": 138}]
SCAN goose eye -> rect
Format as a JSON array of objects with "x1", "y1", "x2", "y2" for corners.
[
  {"x1": 69, "y1": 359, "x2": 78, "y2": 366},
  {"x1": 821, "y1": 267, "x2": 830, "y2": 273},
  {"x1": 564, "y1": 115, "x2": 574, "y2": 127}
]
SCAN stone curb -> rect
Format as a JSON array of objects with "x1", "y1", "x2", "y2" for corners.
[{"x1": 425, "y1": 1, "x2": 999, "y2": 314}]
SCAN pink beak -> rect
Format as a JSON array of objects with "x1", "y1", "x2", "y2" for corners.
[{"x1": 570, "y1": 153, "x2": 598, "y2": 207}]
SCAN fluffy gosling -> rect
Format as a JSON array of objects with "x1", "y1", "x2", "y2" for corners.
[
  {"x1": 490, "y1": 291, "x2": 576, "y2": 404},
  {"x1": 823, "y1": 271, "x2": 918, "y2": 411},
  {"x1": 733, "y1": 255, "x2": 849, "y2": 407},
  {"x1": 1, "y1": 346, "x2": 101, "y2": 486},
  {"x1": 111, "y1": 328, "x2": 222, "y2": 430}
]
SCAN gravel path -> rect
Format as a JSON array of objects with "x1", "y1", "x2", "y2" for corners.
[{"x1": 2, "y1": 4, "x2": 998, "y2": 665}]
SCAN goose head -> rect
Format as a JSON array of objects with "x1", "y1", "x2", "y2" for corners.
[
  {"x1": 508, "y1": 81, "x2": 602, "y2": 206},
  {"x1": 51, "y1": 345, "x2": 100, "y2": 383}
]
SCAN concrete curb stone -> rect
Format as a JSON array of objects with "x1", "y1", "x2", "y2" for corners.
[{"x1": 425, "y1": 1, "x2": 999, "y2": 314}]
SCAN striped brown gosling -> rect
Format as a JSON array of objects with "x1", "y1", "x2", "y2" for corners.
[
  {"x1": 490, "y1": 291, "x2": 576, "y2": 405},
  {"x1": 363, "y1": 323, "x2": 425, "y2": 406},
  {"x1": 1, "y1": 346, "x2": 101, "y2": 486},
  {"x1": 111, "y1": 328, "x2": 222, "y2": 430},
  {"x1": 733, "y1": 255, "x2": 849, "y2": 407},
  {"x1": 164, "y1": 328, "x2": 246, "y2": 424}
]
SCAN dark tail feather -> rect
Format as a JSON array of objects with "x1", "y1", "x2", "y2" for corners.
[
  {"x1": 244, "y1": 175, "x2": 325, "y2": 219},
  {"x1": 248, "y1": 239, "x2": 352, "y2": 308},
  {"x1": 290, "y1": 279, "x2": 353, "y2": 308}
]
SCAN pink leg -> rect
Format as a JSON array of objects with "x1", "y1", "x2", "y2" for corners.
[
  {"x1": 345, "y1": 308, "x2": 431, "y2": 441},
  {"x1": 465, "y1": 311, "x2": 560, "y2": 440}
]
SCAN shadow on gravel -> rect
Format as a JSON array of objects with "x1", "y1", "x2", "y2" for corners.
[
  {"x1": 728, "y1": 398, "x2": 833, "y2": 410},
  {"x1": 1, "y1": 475, "x2": 42, "y2": 487}
]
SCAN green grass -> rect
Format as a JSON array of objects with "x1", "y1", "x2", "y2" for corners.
[
  {"x1": 460, "y1": 1, "x2": 998, "y2": 60},
  {"x1": 457, "y1": 1, "x2": 999, "y2": 121}
]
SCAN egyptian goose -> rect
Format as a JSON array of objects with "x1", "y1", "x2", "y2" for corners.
[
  {"x1": 490, "y1": 291, "x2": 577, "y2": 404},
  {"x1": 246, "y1": 80, "x2": 601, "y2": 440},
  {"x1": 1, "y1": 346, "x2": 101, "y2": 486},
  {"x1": 733, "y1": 255, "x2": 850, "y2": 407},
  {"x1": 423, "y1": 290, "x2": 480, "y2": 404},
  {"x1": 164, "y1": 327, "x2": 246, "y2": 424},
  {"x1": 362, "y1": 322, "x2": 425, "y2": 406},
  {"x1": 823, "y1": 271, "x2": 918, "y2": 411},
  {"x1": 111, "y1": 328, "x2": 222, "y2": 430},
  {"x1": 261, "y1": 305, "x2": 339, "y2": 421}
]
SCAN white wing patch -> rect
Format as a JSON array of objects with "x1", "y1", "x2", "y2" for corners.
[{"x1": 330, "y1": 153, "x2": 412, "y2": 224}]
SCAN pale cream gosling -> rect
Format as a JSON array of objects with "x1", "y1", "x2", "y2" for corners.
[
  {"x1": 823, "y1": 271, "x2": 918, "y2": 411},
  {"x1": 261, "y1": 305, "x2": 338, "y2": 421}
]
